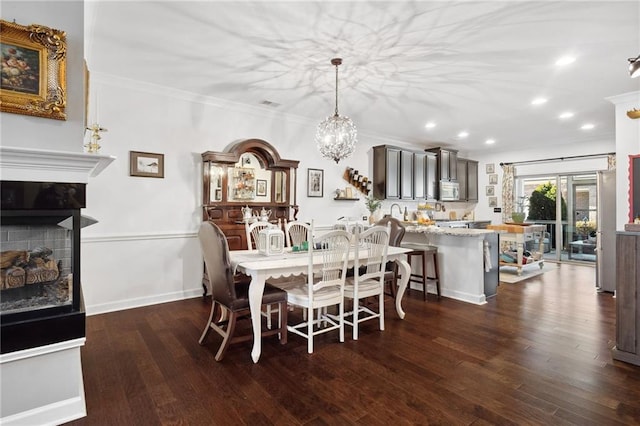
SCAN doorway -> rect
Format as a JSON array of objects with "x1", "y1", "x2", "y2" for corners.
[{"x1": 515, "y1": 173, "x2": 598, "y2": 264}]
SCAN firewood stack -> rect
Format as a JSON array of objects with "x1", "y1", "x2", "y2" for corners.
[{"x1": 0, "y1": 248, "x2": 60, "y2": 290}]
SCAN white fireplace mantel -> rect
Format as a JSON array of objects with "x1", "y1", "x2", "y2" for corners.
[{"x1": 0, "y1": 146, "x2": 115, "y2": 183}]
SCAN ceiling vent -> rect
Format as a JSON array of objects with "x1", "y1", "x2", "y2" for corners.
[{"x1": 259, "y1": 100, "x2": 281, "y2": 107}]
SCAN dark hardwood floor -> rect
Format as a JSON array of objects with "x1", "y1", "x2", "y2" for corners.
[{"x1": 67, "y1": 263, "x2": 640, "y2": 425}]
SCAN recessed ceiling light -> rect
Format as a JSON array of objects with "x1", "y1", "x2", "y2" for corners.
[
  {"x1": 485, "y1": 139, "x2": 496, "y2": 145},
  {"x1": 555, "y1": 56, "x2": 576, "y2": 67},
  {"x1": 457, "y1": 131, "x2": 469, "y2": 139},
  {"x1": 559, "y1": 111, "x2": 574, "y2": 119},
  {"x1": 425, "y1": 122, "x2": 436, "y2": 129},
  {"x1": 531, "y1": 97, "x2": 548, "y2": 106},
  {"x1": 581, "y1": 123, "x2": 595, "y2": 130}
]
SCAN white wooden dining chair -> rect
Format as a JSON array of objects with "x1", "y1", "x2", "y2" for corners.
[
  {"x1": 245, "y1": 221, "x2": 271, "y2": 251},
  {"x1": 342, "y1": 224, "x2": 390, "y2": 340},
  {"x1": 244, "y1": 220, "x2": 280, "y2": 328},
  {"x1": 280, "y1": 228, "x2": 351, "y2": 353},
  {"x1": 284, "y1": 220, "x2": 311, "y2": 248}
]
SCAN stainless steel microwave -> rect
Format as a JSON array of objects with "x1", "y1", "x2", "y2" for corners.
[{"x1": 439, "y1": 180, "x2": 460, "y2": 201}]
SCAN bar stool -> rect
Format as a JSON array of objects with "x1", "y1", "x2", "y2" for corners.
[{"x1": 401, "y1": 243, "x2": 440, "y2": 300}]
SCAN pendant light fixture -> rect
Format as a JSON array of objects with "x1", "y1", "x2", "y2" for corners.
[
  {"x1": 629, "y1": 54, "x2": 640, "y2": 78},
  {"x1": 315, "y1": 58, "x2": 357, "y2": 163}
]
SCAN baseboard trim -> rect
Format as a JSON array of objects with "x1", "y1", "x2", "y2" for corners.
[
  {"x1": 86, "y1": 288, "x2": 204, "y2": 316},
  {"x1": 1, "y1": 395, "x2": 86, "y2": 426}
]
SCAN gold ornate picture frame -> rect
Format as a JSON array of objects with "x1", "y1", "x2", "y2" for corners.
[{"x1": 0, "y1": 20, "x2": 67, "y2": 120}]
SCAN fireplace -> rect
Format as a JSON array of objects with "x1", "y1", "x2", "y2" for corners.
[
  {"x1": 0, "y1": 181, "x2": 86, "y2": 354},
  {"x1": 0, "y1": 146, "x2": 114, "y2": 424}
]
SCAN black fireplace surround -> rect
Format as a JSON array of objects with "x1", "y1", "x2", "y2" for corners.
[{"x1": 1, "y1": 181, "x2": 86, "y2": 354}]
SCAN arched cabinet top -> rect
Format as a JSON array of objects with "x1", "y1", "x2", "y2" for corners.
[
  {"x1": 202, "y1": 139, "x2": 299, "y2": 169},
  {"x1": 201, "y1": 138, "x2": 299, "y2": 251}
]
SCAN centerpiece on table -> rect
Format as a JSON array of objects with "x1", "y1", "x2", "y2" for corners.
[
  {"x1": 511, "y1": 196, "x2": 528, "y2": 223},
  {"x1": 364, "y1": 195, "x2": 382, "y2": 224}
]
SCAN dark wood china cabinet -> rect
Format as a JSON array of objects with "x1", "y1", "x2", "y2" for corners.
[{"x1": 202, "y1": 139, "x2": 299, "y2": 250}]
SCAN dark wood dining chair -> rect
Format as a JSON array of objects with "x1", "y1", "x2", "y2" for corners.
[
  {"x1": 197, "y1": 221, "x2": 288, "y2": 361},
  {"x1": 375, "y1": 216, "x2": 406, "y2": 297}
]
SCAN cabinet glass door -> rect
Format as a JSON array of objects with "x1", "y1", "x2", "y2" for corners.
[
  {"x1": 209, "y1": 164, "x2": 224, "y2": 202},
  {"x1": 274, "y1": 171, "x2": 286, "y2": 203}
]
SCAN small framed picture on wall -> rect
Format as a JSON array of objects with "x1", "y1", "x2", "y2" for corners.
[
  {"x1": 486, "y1": 163, "x2": 495, "y2": 174},
  {"x1": 486, "y1": 186, "x2": 495, "y2": 196},
  {"x1": 307, "y1": 168, "x2": 324, "y2": 197},
  {"x1": 489, "y1": 174, "x2": 498, "y2": 185},
  {"x1": 488, "y1": 196, "x2": 497, "y2": 207}
]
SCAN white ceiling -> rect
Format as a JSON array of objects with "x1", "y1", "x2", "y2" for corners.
[{"x1": 85, "y1": 1, "x2": 640, "y2": 155}]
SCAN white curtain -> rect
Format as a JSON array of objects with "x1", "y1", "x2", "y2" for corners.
[{"x1": 501, "y1": 164, "x2": 515, "y2": 223}]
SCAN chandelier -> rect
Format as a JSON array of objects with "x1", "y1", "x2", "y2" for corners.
[{"x1": 315, "y1": 58, "x2": 357, "y2": 163}]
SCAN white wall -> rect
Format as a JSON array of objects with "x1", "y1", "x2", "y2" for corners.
[
  {"x1": 80, "y1": 73, "x2": 412, "y2": 313},
  {"x1": 0, "y1": 1, "x2": 85, "y2": 153},
  {"x1": 608, "y1": 91, "x2": 640, "y2": 228}
]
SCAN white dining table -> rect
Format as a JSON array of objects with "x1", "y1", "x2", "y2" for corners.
[{"x1": 229, "y1": 245, "x2": 412, "y2": 363}]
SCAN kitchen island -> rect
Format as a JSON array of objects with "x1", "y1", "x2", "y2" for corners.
[{"x1": 402, "y1": 225, "x2": 499, "y2": 305}]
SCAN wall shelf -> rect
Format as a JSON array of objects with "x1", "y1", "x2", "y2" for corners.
[{"x1": 334, "y1": 197, "x2": 360, "y2": 201}]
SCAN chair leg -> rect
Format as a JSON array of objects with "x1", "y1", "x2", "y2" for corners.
[
  {"x1": 279, "y1": 301, "x2": 288, "y2": 345},
  {"x1": 422, "y1": 252, "x2": 427, "y2": 301},
  {"x1": 199, "y1": 299, "x2": 218, "y2": 345},
  {"x1": 379, "y1": 292, "x2": 385, "y2": 331},
  {"x1": 215, "y1": 311, "x2": 237, "y2": 361},
  {"x1": 265, "y1": 305, "x2": 272, "y2": 329},
  {"x1": 339, "y1": 300, "x2": 345, "y2": 343},
  {"x1": 391, "y1": 264, "x2": 397, "y2": 298},
  {"x1": 308, "y1": 308, "x2": 314, "y2": 354},
  {"x1": 433, "y1": 253, "x2": 441, "y2": 298},
  {"x1": 353, "y1": 301, "x2": 359, "y2": 341}
]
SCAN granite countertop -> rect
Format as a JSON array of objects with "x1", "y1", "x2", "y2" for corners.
[{"x1": 405, "y1": 225, "x2": 496, "y2": 237}]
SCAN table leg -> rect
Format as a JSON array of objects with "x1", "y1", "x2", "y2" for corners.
[
  {"x1": 394, "y1": 258, "x2": 411, "y2": 319},
  {"x1": 248, "y1": 271, "x2": 266, "y2": 363},
  {"x1": 516, "y1": 242, "x2": 524, "y2": 276}
]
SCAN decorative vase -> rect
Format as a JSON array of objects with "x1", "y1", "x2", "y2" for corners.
[
  {"x1": 511, "y1": 212, "x2": 525, "y2": 223},
  {"x1": 369, "y1": 214, "x2": 375, "y2": 225}
]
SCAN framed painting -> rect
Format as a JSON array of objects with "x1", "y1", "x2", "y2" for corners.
[
  {"x1": 486, "y1": 186, "x2": 495, "y2": 196},
  {"x1": 307, "y1": 168, "x2": 324, "y2": 197},
  {"x1": 0, "y1": 20, "x2": 67, "y2": 120},
  {"x1": 486, "y1": 163, "x2": 495, "y2": 174},
  {"x1": 488, "y1": 196, "x2": 498, "y2": 207},
  {"x1": 489, "y1": 174, "x2": 498, "y2": 185},
  {"x1": 256, "y1": 179, "x2": 267, "y2": 197},
  {"x1": 130, "y1": 151, "x2": 164, "y2": 178}
]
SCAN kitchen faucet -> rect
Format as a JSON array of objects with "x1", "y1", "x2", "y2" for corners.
[{"x1": 389, "y1": 203, "x2": 402, "y2": 217}]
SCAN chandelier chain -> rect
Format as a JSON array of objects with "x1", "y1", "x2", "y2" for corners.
[{"x1": 334, "y1": 62, "x2": 339, "y2": 116}]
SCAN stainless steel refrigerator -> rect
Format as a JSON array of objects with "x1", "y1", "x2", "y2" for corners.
[{"x1": 596, "y1": 170, "x2": 616, "y2": 292}]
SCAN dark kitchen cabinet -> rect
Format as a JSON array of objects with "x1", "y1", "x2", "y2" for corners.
[
  {"x1": 373, "y1": 145, "x2": 401, "y2": 199},
  {"x1": 414, "y1": 152, "x2": 426, "y2": 199},
  {"x1": 426, "y1": 152, "x2": 437, "y2": 201},
  {"x1": 374, "y1": 145, "x2": 436, "y2": 201},
  {"x1": 457, "y1": 158, "x2": 478, "y2": 202},
  {"x1": 415, "y1": 151, "x2": 437, "y2": 201},
  {"x1": 400, "y1": 150, "x2": 414, "y2": 200},
  {"x1": 426, "y1": 147, "x2": 458, "y2": 181},
  {"x1": 467, "y1": 160, "x2": 478, "y2": 201}
]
